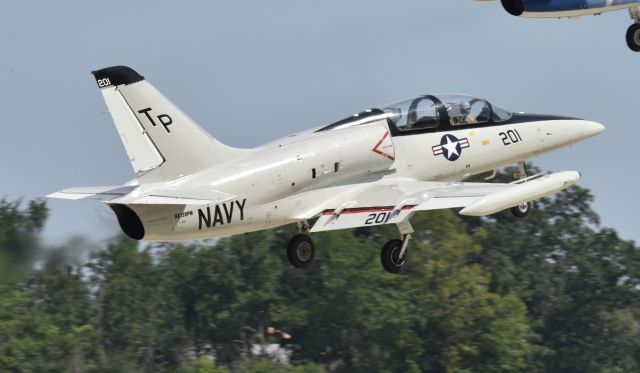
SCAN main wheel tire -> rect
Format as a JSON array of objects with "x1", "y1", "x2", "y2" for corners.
[
  {"x1": 287, "y1": 234, "x2": 315, "y2": 268},
  {"x1": 626, "y1": 23, "x2": 640, "y2": 52},
  {"x1": 510, "y1": 202, "x2": 531, "y2": 218},
  {"x1": 380, "y1": 239, "x2": 406, "y2": 274}
]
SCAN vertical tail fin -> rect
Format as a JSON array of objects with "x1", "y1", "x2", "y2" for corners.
[{"x1": 92, "y1": 66, "x2": 248, "y2": 184}]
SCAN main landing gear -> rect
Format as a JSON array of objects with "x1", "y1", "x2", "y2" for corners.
[
  {"x1": 286, "y1": 221, "x2": 414, "y2": 274},
  {"x1": 287, "y1": 221, "x2": 314, "y2": 268},
  {"x1": 627, "y1": 8, "x2": 640, "y2": 52},
  {"x1": 287, "y1": 234, "x2": 315, "y2": 268}
]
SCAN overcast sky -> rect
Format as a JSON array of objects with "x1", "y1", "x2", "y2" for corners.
[{"x1": 1, "y1": 0, "x2": 638, "y2": 244}]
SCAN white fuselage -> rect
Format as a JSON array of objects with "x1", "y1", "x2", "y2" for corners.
[{"x1": 126, "y1": 116, "x2": 601, "y2": 241}]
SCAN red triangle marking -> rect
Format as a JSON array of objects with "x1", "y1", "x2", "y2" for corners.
[{"x1": 371, "y1": 131, "x2": 395, "y2": 161}]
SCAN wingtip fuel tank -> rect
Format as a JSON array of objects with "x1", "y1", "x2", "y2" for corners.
[{"x1": 459, "y1": 171, "x2": 581, "y2": 217}]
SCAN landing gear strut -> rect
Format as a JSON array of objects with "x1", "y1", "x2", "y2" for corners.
[
  {"x1": 287, "y1": 221, "x2": 314, "y2": 268},
  {"x1": 510, "y1": 161, "x2": 532, "y2": 219},
  {"x1": 380, "y1": 221, "x2": 413, "y2": 274},
  {"x1": 627, "y1": 8, "x2": 640, "y2": 52}
]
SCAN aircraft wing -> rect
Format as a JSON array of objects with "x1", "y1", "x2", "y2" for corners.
[{"x1": 302, "y1": 172, "x2": 579, "y2": 232}]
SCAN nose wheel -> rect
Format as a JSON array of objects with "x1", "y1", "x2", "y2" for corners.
[
  {"x1": 510, "y1": 201, "x2": 531, "y2": 218},
  {"x1": 381, "y1": 221, "x2": 414, "y2": 274}
]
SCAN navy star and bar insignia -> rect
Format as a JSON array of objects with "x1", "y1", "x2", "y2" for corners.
[{"x1": 432, "y1": 134, "x2": 470, "y2": 161}]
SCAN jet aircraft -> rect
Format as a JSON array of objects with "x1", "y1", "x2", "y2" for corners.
[
  {"x1": 49, "y1": 66, "x2": 605, "y2": 274},
  {"x1": 482, "y1": 0, "x2": 640, "y2": 51}
]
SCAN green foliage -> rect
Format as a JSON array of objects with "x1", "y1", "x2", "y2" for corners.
[
  {"x1": 232, "y1": 359, "x2": 325, "y2": 373},
  {"x1": 177, "y1": 357, "x2": 230, "y2": 373},
  {"x1": 0, "y1": 167, "x2": 639, "y2": 373},
  {"x1": 0, "y1": 275, "x2": 96, "y2": 372},
  {"x1": 464, "y1": 166, "x2": 640, "y2": 372},
  {"x1": 0, "y1": 198, "x2": 47, "y2": 284}
]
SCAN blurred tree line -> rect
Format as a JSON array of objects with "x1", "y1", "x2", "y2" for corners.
[{"x1": 1, "y1": 169, "x2": 639, "y2": 372}]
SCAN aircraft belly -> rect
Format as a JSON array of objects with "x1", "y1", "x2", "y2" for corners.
[
  {"x1": 522, "y1": 1, "x2": 639, "y2": 17},
  {"x1": 524, "y1": 0, "x2": 588, "y2": 13}
]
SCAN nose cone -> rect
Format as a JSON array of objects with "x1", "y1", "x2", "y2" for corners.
[
  {"x1": 580, "y1": 120, "x2": 606, "y2": 139},
  {"x1": 537, "y1": 118, "x2": 605, "y2": 151}
]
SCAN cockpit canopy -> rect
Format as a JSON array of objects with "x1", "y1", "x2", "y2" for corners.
[
  {"x1": 384, "y1": 94, "x2": 510, "y2": 131},
  {"x1": 317, "y1": 94, "x2": 513, "y2": 133}
]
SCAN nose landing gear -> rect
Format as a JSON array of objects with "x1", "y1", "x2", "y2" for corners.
[
  {"x1": 510, "y1": 161, "x2": 533, "y2": 219},
  {"x1": 510, "y1": 202, "x2": 531, "y2": 218}
]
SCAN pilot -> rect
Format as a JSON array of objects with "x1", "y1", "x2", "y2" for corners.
[
  {"x1": 448, "y1": 102, "x2": 475, "y2": 125},
  {"x1": 462, "y1": 113, "x2": 476, "y2": 124},
  {"x1": 459, "y1": 102, "x2": 477, "y2": 124}
]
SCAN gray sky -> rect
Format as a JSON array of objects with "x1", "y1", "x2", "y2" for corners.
[{"x1": 1, "y1": 0, "x2": 638, "y2": 244}]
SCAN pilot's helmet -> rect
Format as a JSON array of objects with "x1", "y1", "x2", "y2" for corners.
[
  {"x1": 459, "y1": 101, "x2": 471, "y2": 114},
  {"x1": 447, "y1": 101, "x2": 470, "y2": 117}
]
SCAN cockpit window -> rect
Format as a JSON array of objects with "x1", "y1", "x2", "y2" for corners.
[
  {"x1": 382, "y1": 96, "x2": 440, "y2": 132},
  {"x1": 437, "y1": 95, "x2": 491, "y2": 126},
  {"x1": 490, "y1": 104, "x2": 513, "y2": 123}
]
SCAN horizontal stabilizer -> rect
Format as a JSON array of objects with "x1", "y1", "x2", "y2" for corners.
[
  {"x1": 109, "y1": 196, "x2": 217, "y2": 205},
  {"x1": 47, "y1": 186, "x2": 137, "y2": 202},
  {"x1": 109, "y1": 186, "x2": 235, "y2": 205},
  {"x1": 48, "y1": 184, "x2": 236, "y2": 206}
]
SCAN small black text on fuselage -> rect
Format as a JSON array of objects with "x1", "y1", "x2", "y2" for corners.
[{"x1": 175, "y1": 211, "x2": 194, "y2": 219}]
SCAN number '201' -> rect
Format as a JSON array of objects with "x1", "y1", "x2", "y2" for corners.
[
  {"x1": 365, "y1": 212, "x2": 391, "y2": 225},
  {"x1": 499, "y1": 129, "x2": 523, "y2": 146}
]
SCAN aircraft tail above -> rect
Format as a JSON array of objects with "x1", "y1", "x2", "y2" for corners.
[{"x1": 92, "y1": 65, "x2": 249, "y2": 184}]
